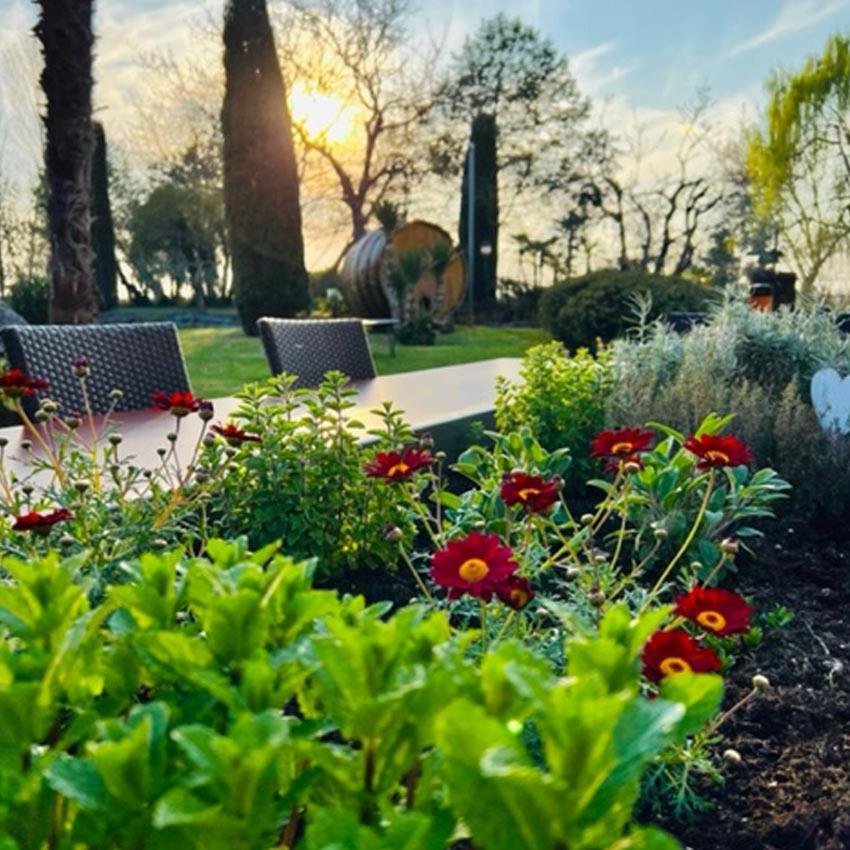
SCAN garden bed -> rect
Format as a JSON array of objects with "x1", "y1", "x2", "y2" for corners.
[{"x1": 665, "y1": 529, "x2": 850, "y2": 850}]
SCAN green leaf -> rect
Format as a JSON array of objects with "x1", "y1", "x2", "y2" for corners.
[{"x1": 45, "y1": 755, "x2": 109, "y2": 809}]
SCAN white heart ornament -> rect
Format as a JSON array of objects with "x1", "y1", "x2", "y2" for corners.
[{"x1": 811, "y1": 368, "x2": 850, "y2": 435}]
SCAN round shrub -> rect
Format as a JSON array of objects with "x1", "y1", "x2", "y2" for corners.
[
  {"x1": 540, "y1": 269, "x2": 713, "y2": 350},
  {"x1": 9, "y1": 276, "x2": 50, "y2": 324}
]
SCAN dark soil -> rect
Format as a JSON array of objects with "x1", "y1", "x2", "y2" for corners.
[{"x1": 666, "y1": 528, "x2": 850, "y2": 850}]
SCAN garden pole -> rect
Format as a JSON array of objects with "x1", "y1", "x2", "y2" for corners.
[{"x1": 466, "y1": 140, "x2": 476, "y2": 324}]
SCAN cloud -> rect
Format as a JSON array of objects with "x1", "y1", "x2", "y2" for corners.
[
  {"x1": 729, "y1": 0, "x2": 849, "y2": 57},
  {"x1": 571, "y1": 40, "x2": 636, "y2": 94}
]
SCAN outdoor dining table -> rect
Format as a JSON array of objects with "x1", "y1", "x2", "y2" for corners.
[{"x1": 0, "y1": 358, "x2": 523, "y2": 484}]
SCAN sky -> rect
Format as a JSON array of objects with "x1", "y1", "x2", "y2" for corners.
[{"x1": 0, "y1": 0, "x2": 848, "y2": 267}]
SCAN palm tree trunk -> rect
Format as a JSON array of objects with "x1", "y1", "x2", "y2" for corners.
[{"x1": 34, "y1": 0, "x2": 98, "y2": 324}]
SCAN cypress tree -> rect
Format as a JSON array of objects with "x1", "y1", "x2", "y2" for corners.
[
  {"x1": 91, "y1": 122, "x2": 118, "y2": 310},
  {"x1": 222, "y1": 0, "x2": 309, "y2": 335},
  {"x1": 459, "y1": 113, "x2": 498, "y2": 307}
]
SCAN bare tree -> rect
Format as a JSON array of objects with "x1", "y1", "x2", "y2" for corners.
[{"x1": 276, "y1": 0, "x2": 438, "y2": 256}]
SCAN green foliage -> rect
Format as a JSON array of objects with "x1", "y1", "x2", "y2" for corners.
[
  {"x1": 748, "y1": 33, "x2": 850, "y2": 211},
  {"x1": 606, "y1": 299, "x2": 850, "y2": 527},
  {"x1": 540, "y1": 270, "x2": 713, "y2": 350},
  {"x1": 222, "y1": 0, "x2": 309, "y2": 335},
  {"x1": 495, "y1": 341, "x2": 613, "y2": 484},
  {"x1": 128, "y1": 181, "x2": 223, "y2": 305},
  {"x1": 0, "y1": 541, "x2": 723, "y2": 849},
  {"x1": 8, "y1": 276, "x2": 49, "y2": 324},
  {"x1": 206, "y1": 372, "x2": 415, "y2": 574}
]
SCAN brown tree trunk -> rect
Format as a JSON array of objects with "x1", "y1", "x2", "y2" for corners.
[{"x1": 34, "y1": 0, "x2": 98, "y2": 324}]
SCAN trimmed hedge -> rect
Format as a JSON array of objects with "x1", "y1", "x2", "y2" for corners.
[{"x1": 540, "y1": 269, "x2": 713, "y2": 349}]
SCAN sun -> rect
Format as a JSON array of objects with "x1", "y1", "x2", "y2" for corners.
[{"x1": 289, "y1": 82, "x2": 355, "y2": 144}]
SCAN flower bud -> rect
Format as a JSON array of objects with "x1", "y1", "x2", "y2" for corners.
[
  {"x1": 198, "y1": 401, "x2": 214, "y2": 422},
  {"x1": 72, "y1": 357, "x2": 91, "y2": 378},
  {"x1": 59, "y1": 533, "x2": 76, "y2": 547},
  {"x1": 41, "y1": 400, "x2": 59, "y2": 415},
  {"x1": 157, "y1": 447, "x2": 167, "y2": 457},
  {"x1": 108, "y1": 433, "x2": 123, "y2": 446},
  {"x1": 419, "y1": 432, "x2": 434, "y2": 449},
  {"x1": 0, "y1": 437, "x2": 7, "y2": 448},
  {"x1": 20, "y1": 440, "x2": 32, "y2": 451},
  {"x1": 435, "y1": 450, "x2": 447, "y2": 462},
  {"x1": 195, "y1": 467, "x2": 210, "y2": 483},
  {"x1": 722, "y1": 748, "x2": 742, "y2": 765},
  {"x1": 383, "y1": 525, "x2": 404, "y2": 542},
  {"x1": 580, "y1": 513, "x2": 594, "y2": 526},
  {"x1": 588, "y1": 588, "x2": 606, "y2": 608},
  {"x1": 624, "y1": 460, "x2": 642, "y2": 474},
  {"x1": 653, "y1": 526, "x2": 668, "y2": 540},
  {"x1": 142, "y1": 469, "x2": 153, "y2": 479},
  {"x1": 35, "y1": 409, "x2": 49, "y2": 423},
  {"x1": 752, "y1": 674, "x2": 771, "y2": 691},
  {"x1": 166, "y1": 432, "x2": 178, "y2": 443},
  {"x1": 720, "y1": 538, "x2": 740, "y2": 556},
  {"x1": 152, "y1": 538, "x2": 169, "y2": 550},
  {"x1": 565, "y1": 566, "x2": 581, "y2": 579},
  {"x1": 109, "y1": 388, "x2": 124, "y2": 401},
  {"x1": 22, "y1": 484, "x2": 34, "y2": 496},
  {"x1": 203, "y1": 433, "x2": 216, "y2": 447},
  {"x1": 73, "y1": 479, "x2": 90, "y2": 493},
  {"x1": 64, "y1": 416, "x2": 81, "y2": 430}
]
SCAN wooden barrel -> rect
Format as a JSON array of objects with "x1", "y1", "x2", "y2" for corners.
[{"x1": 339, "y1": 220, "x2": 467, "y2": 320}]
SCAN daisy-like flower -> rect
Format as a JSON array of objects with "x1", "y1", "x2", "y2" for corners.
[
  {"x1": 591, "y1": 427, "x2": 653, "y2": 460},
  {"x1": 364, "y1": 447, "x2": 433, "y2": 483},
  {"x1": 151, "y1": 391, "x2": 205, "y2": 418},
  {"x1": 0, "y1": 368, "x2": 49, "y2": 399},
  {"x1": 211, "y1": 423, "x2": 261, "y2": 446},
  {"x1": 500, "y1": 472, "x2": 560, "y2": 513},
  {"x1": 675, "y1": 586, "x2": 754, "y2": 636},
  {"x1": 497, "y1": 575, "x2": 535, "y2": 610},
  {"x1": 642, "y1": 629, "x2": 722, "y2": 684},
  {"x1": 684, "y1": 434, "x2": 751, "y2": 470},
  {"x1": 430, "y1": 532, "x2": 518, "y2": 600},
  {"x1": 12, "y1": 508, "x2": 73, "y2": 535}
]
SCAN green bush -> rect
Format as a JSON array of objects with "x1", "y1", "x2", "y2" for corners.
[
  {"x1": 495, "y1": 341, "x2": 613, "y2": 484},
  {"x1": 0, "y1": 540, "x2": 722, "y2": 850},
  {"x1": 540, "y1": 269, "x2": 713, "y2": 350},
  {"x1": 606, "y1": 299, "x2": 850, "y2": 529},
  {"x1": 8, "y1": 276, "x2": 50, "y2": 324}
]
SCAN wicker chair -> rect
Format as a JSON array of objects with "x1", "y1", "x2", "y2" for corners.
[
  {"x1": 0, "y1": 322, "x2": 192, "y2": 417},
  {"x1": 257, "y1": 317, "x2": 376, "y2": 389}
]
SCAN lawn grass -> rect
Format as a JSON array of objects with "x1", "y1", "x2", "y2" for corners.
[{"x1": 180, "y1": 324, "x2": 547, "y2": 397}]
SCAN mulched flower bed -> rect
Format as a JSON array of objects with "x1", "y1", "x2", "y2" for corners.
[{"x1": 665, "y1": 528, "x2": 850, "y2": 850}]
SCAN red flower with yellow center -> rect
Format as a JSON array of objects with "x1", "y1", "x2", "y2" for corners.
[
  {"x1": 211, "y1": 422, "x2": 261, "y2": 446},
  {"x1": 0, "y1": 368, "x2": 49, "y2": 399},
  {"x1": 500, "y1": 472, "x2": 560, "y2": 513},
  {"x1": 151, "y1": 391, "x2": 205, "y2": 418},
  {"x1": 675, "y1": 586, "x2": 753, "y2": 636},
  {"x1": 364, "y1": 447, "x2": 433, "y2": 483},
  {"x1": 683, "y1": 434, "x2": 751, "y2": 470},
  {"x1": 591, "y1": 427, "x2": 653, "y2": 460},
  {"x1": 12, "y1": 508, "x2": 72, "y2": 535},
  {"x1": 642, "y1": 629, "x2": 722, "y2": 683},
  {"x1": 430, "y1": 532, "x2": 518, "y2": 600},
  {"x1": 497, "y1": 575, "x2": 535, "y2": 610}
]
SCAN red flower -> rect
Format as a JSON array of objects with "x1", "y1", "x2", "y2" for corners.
[
  {"x1": 364, "y1": 447, "x2": 433, "y2": 482},
  {"x1": 497, "y1": 575, "x2": 535, "y2": 610},
  {"x1": 500, "y1": 472, "x2": 560, "y2": 513},
  {"x1": 591, "y1": 427, "x2": 653, "y2": 460},
  {"x1": 12, "y1": 508, "x2": 72, "y2": 535},
  {"x1": 675, "y1": 586, "x2": 753, "y2": 636},
  {"x1": 212, "y1": 423, "x2": 261, "y2": 446},
  {"x1": 684, "y1": 434, "x2": 751, "y2": 470},
  {"x1": 151, "y1": 391, "x2": 205, "y2": 418},
  {"x1": 430, "y1": 532, "x2": 518, "y2": 600},
  {"x1": 0, "y1": 368, "x2": 49, "y2": 399},
  {"x1": 642, "y1": 629, "x2": 722, "y2": 684}
]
